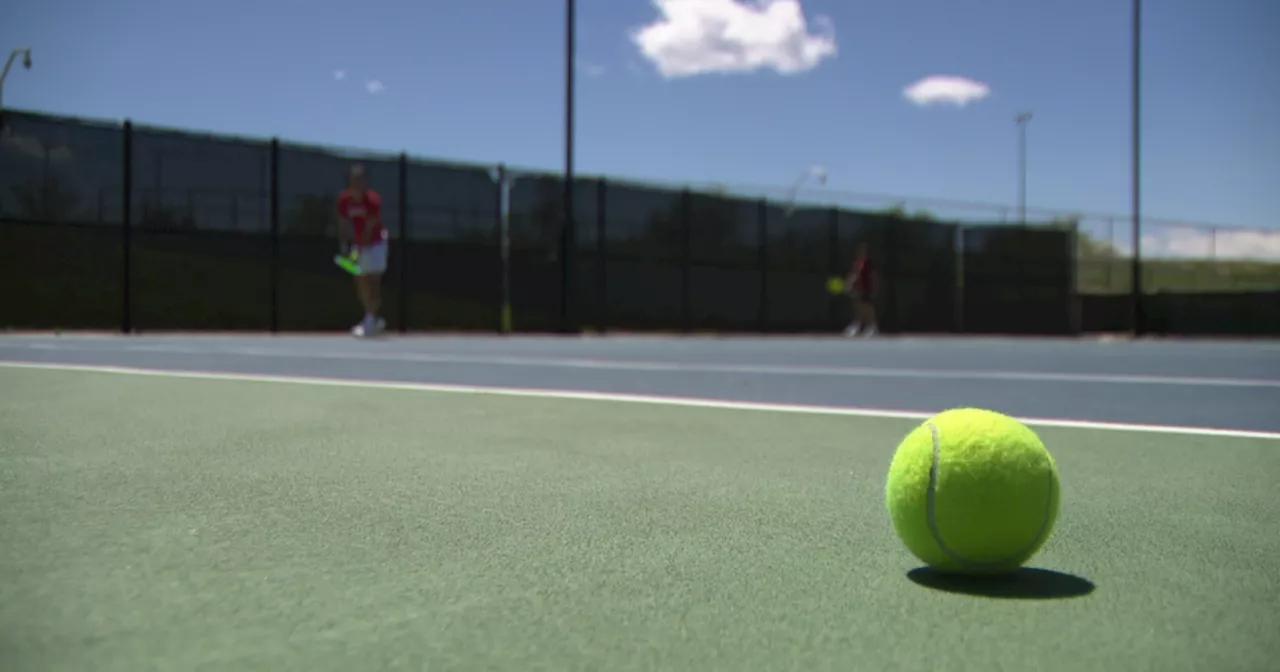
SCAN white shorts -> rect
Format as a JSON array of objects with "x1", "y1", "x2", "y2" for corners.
[{"x1": 354, "y1": 240, "x2": 388, "y2": 276}]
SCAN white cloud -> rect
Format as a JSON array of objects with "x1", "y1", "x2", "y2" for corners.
[
  {"x1": 630, "y1": 0, "x2": 837, "y2": 78},
  {"x1": 903, "y1": 75, "x2": 991, "y2": 107},
  {"x1": 365, "y1": 80, "x2": 385, "y2": 94},
  {"x1": 333, "y1": 69, "x2": 346, "y2": 81}
]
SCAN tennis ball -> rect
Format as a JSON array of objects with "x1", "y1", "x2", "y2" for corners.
[{"x1": 885, "y1": 408, "x2": 1059, "y2": 575}]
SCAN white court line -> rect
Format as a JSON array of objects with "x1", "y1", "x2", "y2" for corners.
[
  {"x1": 9, "y1": 341, "x2": 1280, "y2": 389},
  {"x1": 2, "y1": 360, "x2": 1277, "y2": 440}
]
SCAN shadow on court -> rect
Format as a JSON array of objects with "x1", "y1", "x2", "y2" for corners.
[{"x1": 906, "y1": 567, "x2": 1096, "y2": 600}]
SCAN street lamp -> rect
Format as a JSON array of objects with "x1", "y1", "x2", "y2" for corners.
[
  {"x1": 1130, "y1": 0, "x2": 1144, "y2": 335},
  {"x1": 783, "y1": 165, "x2": 828, "y2": 216},
  {"x1": 1015, "y1": 111, "x2": 1032, "y2": 226},
  {"x1": 0, "y1": 47, "x2": 34, "y2": 112},
  {"x1": 562, "y1": 0, "x2": 576, "y2": 333}
]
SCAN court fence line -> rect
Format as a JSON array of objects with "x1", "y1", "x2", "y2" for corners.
[{"x1": 2, "y1": 108, "x2": 1277, "y2": 336}]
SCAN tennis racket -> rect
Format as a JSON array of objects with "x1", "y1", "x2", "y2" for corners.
[{"x1": 333, "y1": 249, "x2": 360, "y2": 275}]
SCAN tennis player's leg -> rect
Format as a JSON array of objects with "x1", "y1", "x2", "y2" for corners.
[
  {"x1": 859, "y1": 285, "x2": 879, "y2": 336},
  {"x1": 845, "y1": 289, "x2": 863, "y2": 336},
  {"x1": 352, "y1": 241, "x2": 389, "y2": 336}
]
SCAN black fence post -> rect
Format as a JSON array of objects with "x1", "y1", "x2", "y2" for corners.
[
  {"x1": 954, "y1": 225, "x2": 966, "y2": 333},
  {"x1": 397, "y1": 152, "x2": 408, "y2": 334},
  {"x1": 883, "y1": 218, "x2": 898, "y2": 334},
  {"x1": 121, "y1": 119, "x2": 133, "y2": 334},
  {"x1": 1067, "y1": 220, "x2": 1081, "y2": 334},
  {"x1": 681, "y1": 188, "x2": 692, "y2": 332},
  {"x1": 562, "y1": 0, "x2": 577, "y2": 335},
  {"x1": 596, "y1": 178, "x2": 608, "y2": 332},
  {"x1": 828, "y1": 207, "x2": 840, "y2": 328},
  {"x1": 757, "y1": 198, "x2": 769, "y2": 331},
  {"x1": 268, "y1": 137, "x2": 280, "y2": 333},
  {"x1": 561, "y1": 187, "x2": 576, "y2": 334}
]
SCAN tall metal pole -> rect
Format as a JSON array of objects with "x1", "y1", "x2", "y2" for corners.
[
  {"x1": 491, "y1": 164, "x2": 515, "y2": 335},
  {"x1": 1015, "y1": 112, "x2": 1032, "y2": 226},
  {"x1": 561, "y1": 0, "x2": 577, "y2": 333},
  {"x1": 1130, "y1": 0, "x2": 1144, "y2": 335},
  {"x1": 782, "y1": 165, "x2": 826, "y2": 216}
]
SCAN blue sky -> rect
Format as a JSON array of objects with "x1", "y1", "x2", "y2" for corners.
[{"x1": 2, "y1": 0, "x2": 1277, "y2": 255}]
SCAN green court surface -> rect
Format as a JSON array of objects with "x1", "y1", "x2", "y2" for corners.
[{"x1": 1, "y1": 368, "x2": 1277, "y2": 671}]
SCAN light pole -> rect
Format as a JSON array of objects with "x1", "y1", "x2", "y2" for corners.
[
  {"x1": 782, "y1": 165, "x2": 828, "y2": 216},
  {"x1": 0, "y1": 47, "x2": 34, "y2": 112},
  {"x1": 489, "y1": 165, "x2": 518, "y2": 335},
  {"x1": 1015, "y1": 111, "x2": 1032, "y2": 226},
  {"x1": 1130, "y1": 0, "x2": 1144, "y2": 335},
  {"x1": 561, "y1": 0, "x2": 576, "y2": 333}
]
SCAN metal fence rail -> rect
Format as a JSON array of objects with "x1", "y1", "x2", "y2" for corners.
[{"x1": 3, "y1": 109, "x2": 1274, "y2": 335}]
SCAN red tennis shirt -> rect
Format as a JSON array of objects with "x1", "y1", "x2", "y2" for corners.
[
  {"x1": 337, "y1": 188, "x2": 385, "y2": 245},
  {"x1": 850, "y1": 256, "x2": 876, "y2": 291}
]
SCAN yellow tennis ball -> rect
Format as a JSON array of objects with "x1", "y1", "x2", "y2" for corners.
[{"x1": 885, "y1": 408, "x2": 1060, "y2": 575}]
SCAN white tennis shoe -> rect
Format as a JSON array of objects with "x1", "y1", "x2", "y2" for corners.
[{"x1": 351, "y1": 317, "x2": 386, "y2": 338}]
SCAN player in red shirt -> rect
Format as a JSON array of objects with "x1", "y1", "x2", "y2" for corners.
[
  {"x1": 336, "y1": 164, "x2": 389, "y2": 337},
  {"x1": 843, "y1": 243, "x2": 879, "y2": 337}
]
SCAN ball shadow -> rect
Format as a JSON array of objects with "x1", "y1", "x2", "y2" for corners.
[{"x1": 906, "y1": 567, "x2": 1096, "y2": 600}]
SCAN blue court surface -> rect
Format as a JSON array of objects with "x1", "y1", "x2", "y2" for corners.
[{"x1": 2, "y1": 333, "x2": 1278, "y2": 432}]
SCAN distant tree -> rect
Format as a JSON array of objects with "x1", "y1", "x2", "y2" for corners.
[
  {"x1": 1076, "y1": 233, "x2": 1119, "y2": 259},
  {"x1": 1050, "y1": 214, "x2": 1120, "y2": 261},
  {"x1": 878, "y1": 203, "x2": 908, "y2": 219}
]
